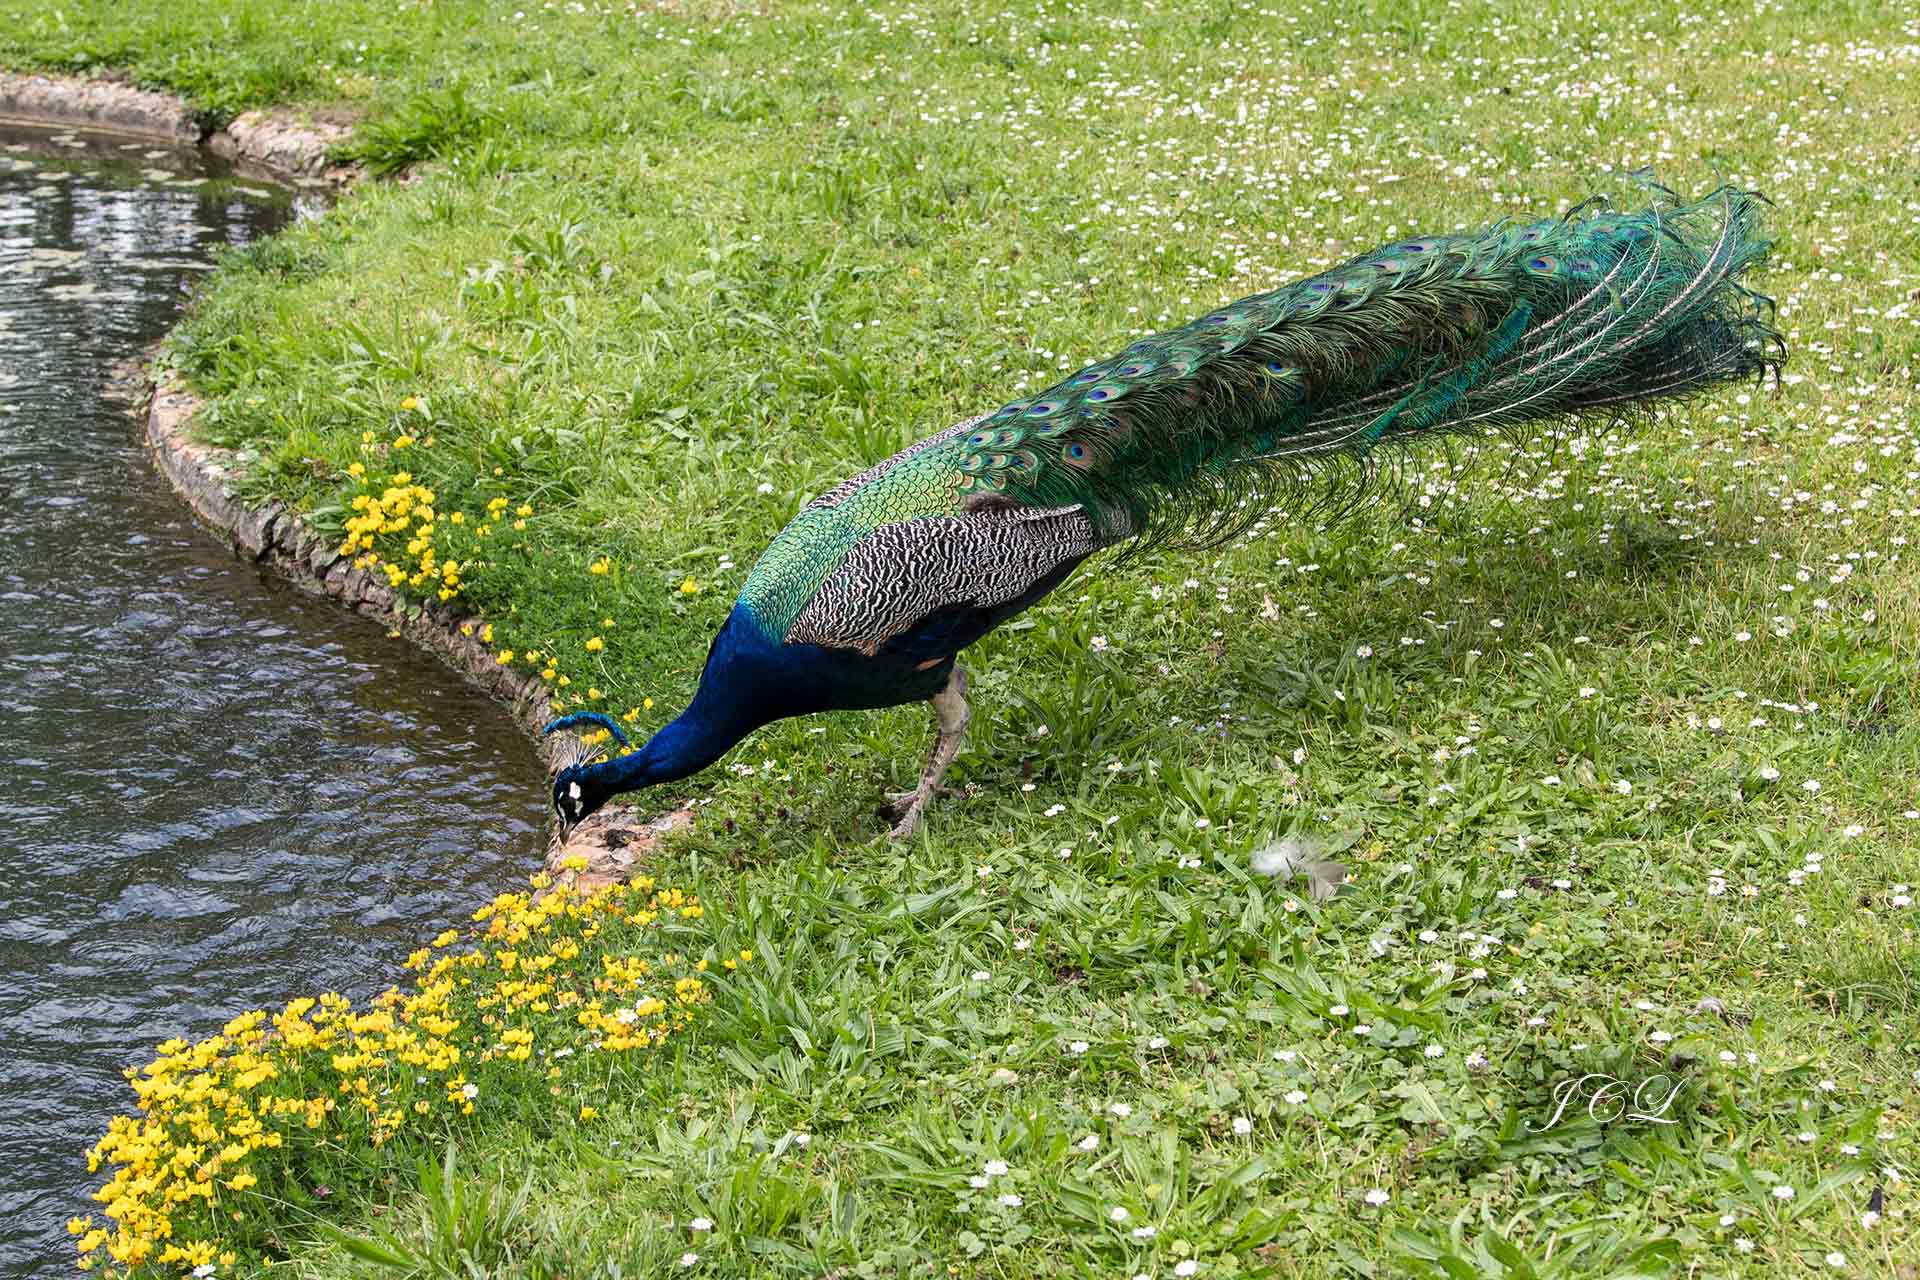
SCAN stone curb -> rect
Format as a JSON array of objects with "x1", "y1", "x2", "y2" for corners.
[
  {"x1": 0, "y1": 72, "x2": 195, "y2": 143},
  {"x1": 143, "y1": 385, "x2": 695, "y2": 884},
  {"x1": 0, "y1": 71, "x2": 356, "y2": 186},
  {"x1": 1, "y1": 67, "x2": 694, "y2": 883}
]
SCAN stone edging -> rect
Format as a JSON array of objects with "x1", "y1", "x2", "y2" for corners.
[
  {"x1": 7, "y1": 69, "x2": 691, "y2": 883},
  {"x1": 146, "y1": 384, "x2": 694, "y2": 885},
  {"x1": 0, "y1": 71, "x2": 356, "y2": 186},
  {"x1": 145, "y1": 384, "x2": 563, "y2": 734}
]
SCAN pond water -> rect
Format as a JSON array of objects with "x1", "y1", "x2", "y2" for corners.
[{"x1": 0, "y1": 128, "x2": 548, "y2": 1273}]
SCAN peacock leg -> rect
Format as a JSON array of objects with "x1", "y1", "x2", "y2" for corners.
[{"x1": 884, "y1": 666, "x2": 970, "y2": 839}]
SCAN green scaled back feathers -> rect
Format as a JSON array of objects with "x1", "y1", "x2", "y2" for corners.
[{"x1": 951, "y1": 180, "x2": 1782, "y2": 551}]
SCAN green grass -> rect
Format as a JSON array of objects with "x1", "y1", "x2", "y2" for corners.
[{"x1": 10, "y1": 0, "x2": 1920, "y2": 1276}]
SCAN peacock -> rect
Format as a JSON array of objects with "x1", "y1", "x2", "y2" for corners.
[{"x1": 545, "y1": 182, "x2": 1783, "y2": 840}]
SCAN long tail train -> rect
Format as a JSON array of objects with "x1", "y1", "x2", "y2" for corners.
[{"x1": 954, "y1": 178, "x2": 1783, "y2": 551}]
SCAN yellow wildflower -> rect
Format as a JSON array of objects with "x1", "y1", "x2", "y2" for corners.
[
  {"x1": 400, "y1": 396, "x2": 419, "y2": 411},
  {"x1": 585, "y1": 636, "x2": 605, "y2": 653},
  {"x1": 679, "y1": 578, "x2": 699, "y2": 594},
  {"x1": 590, "y1": 558, "x2": 610, "y2": 575},
  {"x1": 80, "y1": 867, "x2": 726, "y2": 1269},
  {"x1": 496, "y1": 650, "x2": 515, "y2": 665}
]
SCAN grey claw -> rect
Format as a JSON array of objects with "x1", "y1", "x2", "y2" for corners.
[{"x1": 888, "y1": 804, "x2": 925, "y2": 840}]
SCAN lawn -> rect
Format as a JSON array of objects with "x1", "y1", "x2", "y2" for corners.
[{"x1": 8, "y1": 0, "x2": 1919, "y2": 1275}]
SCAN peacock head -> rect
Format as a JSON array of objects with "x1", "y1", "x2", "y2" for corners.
[
  {"x1": 539, "y1": 625, "x2": 774, "y2": 841},
  {"x1": 542, "y1": 711, "x2": 635, "y2": 843},
  {"x1": 550, "y1": 763, "x2": 615, "y2": 841}
]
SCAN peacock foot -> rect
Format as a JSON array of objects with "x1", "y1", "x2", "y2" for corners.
[
  {"x1": 886, "y1": 798, "x2": 929, "y2": 840},
  {"x1": 878, "y1": 789, "x2": 920, "y2": 817},
  {"x1": 878, "y1": 789, "x2": 922, "y2": 839},
  {"x1": 879, "y1": 787, "x2": 959, "y2": 837},
  {"x1": 883, "y1": 665, "x2": 972, "y2": 839}
]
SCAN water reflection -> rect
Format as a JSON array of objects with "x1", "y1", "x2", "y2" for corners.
[{"x1": 0, "y1": 128, "x2": 546, "y2": 1274}]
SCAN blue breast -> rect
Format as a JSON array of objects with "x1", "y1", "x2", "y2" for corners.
[{"x1": 712, "y1": 601, "x2": 951, "y2": 721}]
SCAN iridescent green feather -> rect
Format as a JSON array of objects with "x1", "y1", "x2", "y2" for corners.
[
  {"x1": 952, "y1": 181, "x2": 1781, "y2": 551},
  {"x1": 743, "y1": 182, "x2": 1782, "y2": 638},
  {"x1": 741, "y1": 418, "x2": 981, "y2": 635}
]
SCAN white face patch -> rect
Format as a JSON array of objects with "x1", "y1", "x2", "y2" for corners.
[{"x1": 568, "y1": 782, "x2": 582, "y2": 801}]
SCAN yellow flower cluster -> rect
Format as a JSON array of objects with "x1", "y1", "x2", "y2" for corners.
[
  {"x1": 341, "y1": 478, "x2": 460, "y2": 598},
  {"x1": 334, "y1": 447, "x2": 650, "y2": 722},
  {"x1": 76, "y1": 876, "x2": 733, "y2": 1274},
  {"x1": 334, "y1": 433, "x2": 537, "y2": 606}
]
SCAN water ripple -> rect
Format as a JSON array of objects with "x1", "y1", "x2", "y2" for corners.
[{"x1": 0, "y1": 129, "x2": 547, "y2": 1274}]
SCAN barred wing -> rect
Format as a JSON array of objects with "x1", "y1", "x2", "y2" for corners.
[{"x1": 787, "y1": 503, "x2": 1101, "y2": 656}]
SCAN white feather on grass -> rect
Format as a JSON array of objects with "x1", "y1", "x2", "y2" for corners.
[{"x1": 1251, "y1": 835, "x2": 1348, "y2": 901}]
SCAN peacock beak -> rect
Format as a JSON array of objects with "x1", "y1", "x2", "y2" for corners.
[{"x1": 553, "y1": 775, "x2": 586, "y2": 848}]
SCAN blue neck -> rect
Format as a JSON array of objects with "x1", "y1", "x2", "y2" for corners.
[
  {"x1": 591, "y1": 696, "x2": 756, "y2": 791},
  {"x1": 581, "y1": 603, "x2": 777, "y2": 791}
]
